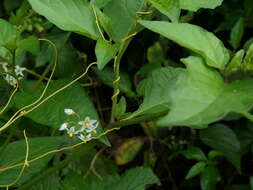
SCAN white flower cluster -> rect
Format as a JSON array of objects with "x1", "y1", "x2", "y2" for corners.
[
  {"x1": 59, "y1": 108, "x2": 99, "y2": 142},
  {"x1": 1, "y1": 62, "x2": 26, "y2": 86}
]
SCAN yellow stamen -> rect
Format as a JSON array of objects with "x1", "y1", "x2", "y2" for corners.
[
  {"x1": 84, "y1": 121, "x2": 90, "y2": 127},
  {"x1": 69, "y1": 132, "x2": 74, "y2": 137},
  {"x1": 93, "y1": 129, "x2": 97, "y2": 134}
]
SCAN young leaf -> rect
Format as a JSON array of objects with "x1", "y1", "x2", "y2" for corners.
[
  {"x1": 145, "y1": 0, "x2": 180, "y2": 22},
  {"x1": 200, "y1": 166, "x2": 221, "y2": 190},
  {"x1": 115, "y1": 96, "x2": 127, "y2": 118},
  {"x1": 95, "y1": 38, "x2": 121, "y2": 70},
  {"x1": 179, "y1": 0, "x2": 224, "y2": 12},
  {"x1": 27, "y1": 0, "x2": 99, "y2": 40},
  {"x1": 138, "y1": 20, "x2": 230, "y2": 69},
  {"x1": 225, "y1": 49, "x2": 245, "y2": 75},
  {"x1": 180, "y1": 147, "x2": 207, "y2": 161},
  {"x1": 0, "y1": 136, "x2": 65, "y2": 186},
  {"x1": 14, "y1": 79, "x2": 109, "y2": 145},
  {"x1": 17, "y1": 36, "x2": 40, "y2": 55},
  {"x1": 230, "y1": 17, "x2": 245, "y2": 50},
  {"x1": 185, "y1": 161, "x2": 206, "y2": 180},
  {"x1": 200, "y1": 124, "x2": 241, "y2": 172}
]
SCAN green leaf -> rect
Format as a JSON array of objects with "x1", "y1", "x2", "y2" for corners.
[
  {"x1": 113, "y1": 167, "x2": 160, "y2": 190},
  {"x1": 115, "y1": 96, "x2": 127, "y2": 118},
  {"x1": 28, "y1": 0, "x2": 99, "y2": 40},
  {"x1": 95, "y1": 38, "x2": 121, "y2": 70},
  {"x1": 129, "y1": 66, "x2": 181, "y2": 118},
  {"x1": 180, "y1": 147, "x2": 207, "y2": 161},
  {"x1": 145, "y1": 0, "x2": 180, "y2": 22},
  {"x1": 179, "y1": 0, "x2": 224, "y2": 11},
  {"x1": 200, "y1": 166, "x2": 221, "y2": 190},
  {"x1": 17, "y1": 36, "x2": 40, "y2": 55},
  {"x1": 91, "y1": 0, "x2": 112, "y2": 8},
  {"x1": 0, "y1": 136, "x2": 65, "y2": 186},
  {"x1": 138, "y1": 20, "x2": 230, "y2": 69},
  {"x1": 114, "y1": 137, "x2": 144, "y2": 165},
  {"x1": 93, "y1": 67, "x2": 136, "y2": 97},
  {"x1": 243, "y1": 43, "x2": 253, "y2": 72},
  {"x1": 62, "y1": 167, "x2": 160, "y2": 190},
  {"x1": 230, "y1": 17, "x2": 245, "y2": 50},
  {"x1": 185, "y1": 161, "x2": 206, "y2": 180},
  {"x1": 0, "y1": 18, "x2": 17, "y2": 48},
  {"x1": 35, "y1": 32, "x2": 80, "y2": 78},
  {"x1": 156, "y1": 56, "x2": 253, "y2": 127},
  {"x1": 103, "y1": 0, "x2": 147, "y2": 41},
  {"x1": 207, "y1": 150, "x2": 223, "y2": 160},
  {"x1": 200, "y1": 124, "x2": 241, "y2": 171},
  {"x1": 225, "y1": 49, "x2": 245, "y2": 75},
  {"x1": 14, "y1": 79, "x2": 109, "y2": 145},
  {"x1": 0, "y1": 46, "x2": 12, "y2": 61}
]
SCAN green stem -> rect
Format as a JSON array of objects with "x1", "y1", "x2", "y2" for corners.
[
  {"x1": 107, "y1": 110, "x2": 169, "y2": 129},
  {"x1": 110, "y1": 39, "x2": 132, "y2": 123},
  {"x1": 17, "y1": 144, "x2": 90, "y2": 190}
]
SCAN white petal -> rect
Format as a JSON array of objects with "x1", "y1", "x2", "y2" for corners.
[
  {"x1": 64, "y1": 108, "x2": 75, "y2": 115},
  {"x1": 59, "y1": 123, "x2": 68, "y2": 131}
]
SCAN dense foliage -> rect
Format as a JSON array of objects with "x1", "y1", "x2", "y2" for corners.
[{"x1": 0, "y1": 0, "x2": 253, "y2": 189}]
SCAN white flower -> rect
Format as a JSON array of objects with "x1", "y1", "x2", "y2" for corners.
[
  {"x1": 64, "y1": 108, "x2": 75, "y2": 115},
  {"x1": 78, "y1": 133, "x2": 92, "y2": 142},
  {"x1": 14, "y1": 65, "x2": 26, "y2": 80},
  {"x1": 59, "y1": 123, "x2": 68, "y2": 131},
  {"x1": 67, "y1": 127, "x2": 76, "y2": 137},
  {"x1": 78, "y1": 117, "x2": 97, "y2": 128},
  {"x1": 85, "y1": 122, "x2": 98, "y2": 133},
  {"x1": 3, "y1": 74, "x2": 18, "y2": 86}
]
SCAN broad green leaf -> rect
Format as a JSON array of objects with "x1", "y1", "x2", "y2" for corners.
[
  {"x1": 129, "y1": 66, "x2": 181, "y2": 118},
  {"x1": 145, "y1": 0, "x2": 180, "y2": 22},
  {"x1": 156, "y1": 56, "x2": 253, "y2": 127},
  {"x1": 14, "y1": 79, "x2": 109, "y2": 145},
  {"x1": 0, "y1": 19, "x2": 17, "y2": 48},
  {"x1": 180, "y1": 147, "x2": 207, "y2": 161},
  {"x1": 234, "y1": 124, "x2": 253, "y2": 155},
  {"x1": 200, "y1": 166, "x2": 221, "y2": 190},
  {"x1": 62, "y1": 167, "x2": 160, "y2": 190},
  {"x1": 93, "y1": 67, "x2": 136, "y2": 97},
  {"x1": 185, "y1": 161, "x2": 206, "y2": 180},
  {"x1": 179, "y1": 0, "x2": 224, "y2": 12},
  {"x1": 0, "y1": 136, "x2": 65, "y2": 186},
  {"x1": 28, "y1": 0, "x2": 99, "y2": 40},
  {"x1": 17, "y1": 36, "x2": 40, "y2": 55},
  {"x1": 138, "y1": 20, "x2": 230, "y2": 69},
  {"x1": 95, "y1": 38, "x2": 121, "y2": 70},
  {"x1": 112, "y1": 167, "x2": 160, "y2": 190},
  {"x1": 35, "y1": 32, "x2": 80, "y2": 78},
  {"x1": 200, "y1": 124, "x2": 241, "y2": 171},
  {"x1": 114, "y1": 137, "x2": 144, "y2": 165},
  {"x1": 230, "y1": 17, "x2": 245, "y2": 50},
  {"x1": 103, "y1": 0, "x2": 147, "y2": 41}
]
